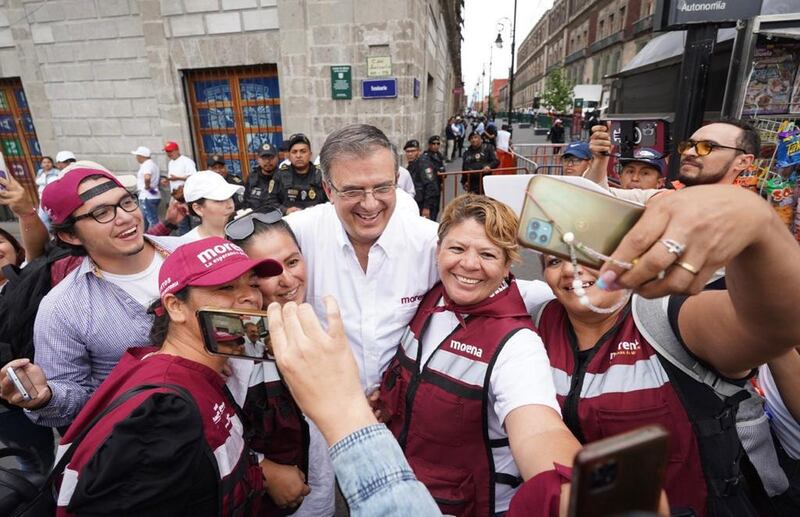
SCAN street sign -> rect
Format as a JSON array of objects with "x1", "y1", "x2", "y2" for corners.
[
  {"x1": 330, "y1": 65, "x2": 352, "y2": 100},
  {"x1": 413, "y1": 78, "x2": 420, "y2": 98},
  {"x1": 362, "y1": 79, "x2": 397, "y2": 99},
  {"x1": 654, "y1": 0, "x2": 763, "y2": 30},
  {"x1": 367, "y1": 56, "x2": 391, "y2": 77}
]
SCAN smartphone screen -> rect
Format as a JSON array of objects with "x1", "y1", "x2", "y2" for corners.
[
  {"x1": 197, "y1": 308, "x2": 272, "y2": 361},
  {"x1": 8, "y1": 367, "x2": 38, "y2": 401},
  {"x1": 0, "y1": 151, "x2": 8, "y2": 191}
]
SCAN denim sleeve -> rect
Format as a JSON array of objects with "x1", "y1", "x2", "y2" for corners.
[{"x1": 329, "y1": 424, "x2": 441, "y2": 517}]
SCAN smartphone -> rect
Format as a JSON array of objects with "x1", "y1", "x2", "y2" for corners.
[
  {"x1": 0, "y1": 151, "x2": 8, "y2": 191},
  {"x1": 7, "y1": 367, "x2": 38, "y2": 402},
  {"x1": 568, "y1": 425, "x2": 669, "y2": 517},
  {"x1": 197, "y1": 307, "x2": 273, "y2": 361},
  {"x1": 517, "y1": 175, "x2": 644, "y2": 269}
]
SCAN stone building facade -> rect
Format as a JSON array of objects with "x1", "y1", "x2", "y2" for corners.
[
  {"x1": 513, "y1": 0, "x2": 656, "y2": 111},
  {"x1": 0, "y1": 0, "x2": 462, "y2": 194}
]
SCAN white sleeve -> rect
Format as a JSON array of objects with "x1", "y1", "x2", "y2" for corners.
[
  {"x1": 489, "y1": 328, "x2": 560, "y2": 427},
  {"x1": 516, "y1": 279, "x2": 555, "y2": 313}
]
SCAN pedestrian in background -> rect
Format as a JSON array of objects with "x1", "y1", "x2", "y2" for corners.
[{"x1": 131, "y1": 146, "x2": 160, "y2": 230}]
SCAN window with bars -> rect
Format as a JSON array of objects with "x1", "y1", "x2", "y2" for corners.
[
  {"x1": 185, "y1": 65, "x2": 284, "y2": 181},
  {"x1": 0, "y1": 78, "x2": 43, "y2": 215}
]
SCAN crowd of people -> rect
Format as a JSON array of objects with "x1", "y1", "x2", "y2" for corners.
[{"x1": 0, "y1": 118, "x2": 798, "y2": 517}]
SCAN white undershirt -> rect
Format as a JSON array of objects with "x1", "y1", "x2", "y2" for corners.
[
  {"x1": 419, "y1": 296, "x2": 561, "y2": 512},
  {"x1": 760, "y1": 364, "x2": 800, "y2": 459},
  {"x1": 99, "y1": 253, "x2": 164, "y2": 308}
]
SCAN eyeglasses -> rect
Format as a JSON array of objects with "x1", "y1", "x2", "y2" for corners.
[
  {"x1": 327, "y1": 181, "x2": 396, "y2": 201},
  {"x1": 74, "y1": 194, "x2": 139, "y2": 224},
  {"x1": 677, "y1": 139, "x2": 746, "y2": 156},
  {"x1": 224, "y1": 209, "x2": 283, "y2": 241},
  {"x1": 561, "y1": 157, "x2": 587, "y2": 166}
]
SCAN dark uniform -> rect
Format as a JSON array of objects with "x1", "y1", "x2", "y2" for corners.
[
  {"x1": 265, "y1": 163, "x2": 327, "y2": 214},
  {"x1": 407, "y1": 154, "x2": 440, "y2": 219},
  {"x1": 244, "y1": 143, "x2": 278, "y2": 211},
  {"x1": 422, "y1": 136, "x2": 445, "y2": 220},
  {"x1": 461, "y1": 142, "x2": 499, "y2": 194}
]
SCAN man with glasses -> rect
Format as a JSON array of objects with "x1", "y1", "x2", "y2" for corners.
[
  {"x1": 283, "y1": 124, "x2": 440, "y2": 390},
  {"x1": 267, "y1": 133, "x2": 328, "y2": 214},
  {"x1": 0, "y1": 164, "x2": 181, "y2": 428},
  {"x1": 559, "y1": 141, "x2": 593, "y2": 176}
]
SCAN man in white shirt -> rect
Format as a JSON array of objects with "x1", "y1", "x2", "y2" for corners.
[
  {"x1": 287, "y1": 124, "x2": 552, "y2": 390},
  {"x1": 163, "y1": 141, "x2": 196, "y2": 234},
  {"x1": 131, "y1": 146, "x2": 161, "y2": 230}
]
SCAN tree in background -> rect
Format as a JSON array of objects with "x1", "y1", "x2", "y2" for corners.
[{"x1": 542, "y1": 68, "x2": 572, "y2": 113}]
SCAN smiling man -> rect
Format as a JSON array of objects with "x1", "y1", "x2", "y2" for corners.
[
  {"x1": 0, "y1": 163, "x2": 181, "y2": 428},
  {"x1": 286, "y1": 124, "x2": 440, "y2": 388},
  {"x1": 677, "y1": 120, "x2": 758, "y2": 186}
]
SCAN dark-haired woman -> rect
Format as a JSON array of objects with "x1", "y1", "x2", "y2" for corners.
[
  {"x1": 45, "y1": 237, "x2": 282, "y2": 516},
  {"x1": 227, "y1": 210, "x2": 334, "y2": 516}
]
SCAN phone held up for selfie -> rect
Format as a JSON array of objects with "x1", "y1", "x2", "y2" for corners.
[
  {"x1": 568, "y1": 425, "x2": 669, "y2": 517},
  {"x1": 517, "y1": 176, "x2": 645, "y2": 269},
  {"x1": 197, "y1": 307, "x2": 273, "y2": 361},
  {"x1": 0, "y1": 151, "x2": 9, "y2": 191},
  {"x1": 7, "y1": 366, "x2": 38, "y2": 402}
]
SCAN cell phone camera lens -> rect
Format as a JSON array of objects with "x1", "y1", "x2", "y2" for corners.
[
  {"x1": 529, "y1": 232, "x2": 538, "y2": 240},
  {"x1": 539, "y1": 235, "x2": 548, "y2": 243},
  {"x1": 531, "y1": 221, "x2": 540, "y2": 230}
]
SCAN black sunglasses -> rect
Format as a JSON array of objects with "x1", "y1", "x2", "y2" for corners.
[{"x1": 224, "y1": 210, "x2": 283, "y2": 241}]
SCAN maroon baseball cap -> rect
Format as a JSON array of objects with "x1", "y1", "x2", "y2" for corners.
[
  {"x1": 41, "y1": 165, "x2": 125, "y2": 224},
  {"x1": 158, "y1": 236, "x2": 282, "y2": 298}
]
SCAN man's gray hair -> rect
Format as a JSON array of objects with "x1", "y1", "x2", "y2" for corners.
[{"x1": 319, "y1": 124, "x2": 398, "y2": 183}]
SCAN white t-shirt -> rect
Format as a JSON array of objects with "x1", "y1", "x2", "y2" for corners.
[
  {"x1": 286, "y1": 191, "x2": 555, "y2": 389},
  {"x1": 760, "y1": 364, "x2": 800, "y2": 459},
  {"x1": 99, "y1": 253, "x2": 164, "y2": 308},
  {"x1": 396, "y1": 166, "x2": 416, "y2": 199},
  {"x1": 136, "y1": 158, "x2": 161, "y2": 200},
  {"x1": 496, "y1": 130, "x2": 511, "y2": 152},
  {"x1": 167, "y1": 154, "x2": 197, "y2": 191},
  {"x1": 419, "y1": 296, "x2": 561, "y2": 513}
]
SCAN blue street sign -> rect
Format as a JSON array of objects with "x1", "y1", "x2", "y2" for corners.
[{"x1": 362, "y1": 78, "x2": 397, "y2": 99}]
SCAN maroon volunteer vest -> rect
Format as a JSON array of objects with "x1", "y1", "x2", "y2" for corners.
[
  {"x1": 537, "y1": 301, "x2": 708, "y2": 516},
  {"x1": 56, "y1": 347, "x2": 263, "y2": 517},
  {"x1": 242, "y1": 361, "x2": 309, "y2": 516},
  {"x1": 380, "y1": 279, "x2": 534, "y2": 516}
]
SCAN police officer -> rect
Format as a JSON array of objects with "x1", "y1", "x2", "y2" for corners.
[
  {"x1": 208, "y1": 154, "x2": 245, "y2": 209},
  {"x1": 266, "y1": 133, "x2": 327, "y2": 214},
  {"x1": 461, "y1": 131, "x2": 499, "y2": 194},
  {"x1": 403, "y1": 139, "x2": 440, "y2": 220},
  {"x1": 422, "y1": 135, "x2": 446, "y2": 175},
  {"x1": 244, "y1": 143, "x2": 279, "y2": 211}
]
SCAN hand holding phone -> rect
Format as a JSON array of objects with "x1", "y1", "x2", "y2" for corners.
[
  {"x1": 589, "y1": 122, "x2": 612, "y2": 157},
  {"x1": 0, "y1": 359, "x2": 49, "y2": 409}
]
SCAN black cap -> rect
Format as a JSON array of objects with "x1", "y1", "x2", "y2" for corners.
[
  {"x1": 403, "y1": 139, "x2": 420, "y2": 150},
  {"x1": 287, "y1": 133, "x2": 311, "y2": 150},
  {"x1": 428, "y1": 135, "x2": 441, "y2": 145},
  {"x1": 258, "y1": 143, "x2": 277, "y2": 157},
  {"x1": 207, "y1": 154, "x2": 226, "y2": 166}
]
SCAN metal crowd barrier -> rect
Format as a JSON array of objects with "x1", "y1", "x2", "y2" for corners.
[
  {"x1": 437, "y1": 166, "x2": 531, "y2": 207},
  {"x1": 513, "y1": 143, "x2": 565, "y2": 175}
]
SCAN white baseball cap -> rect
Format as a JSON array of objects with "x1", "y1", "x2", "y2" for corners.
[
  {"x1": 130, "y1": 146, "x2": 151, "y2": 158},
  {"x1": 183, "y1": 170, "x2": 244, "y2": 203},
  {"x1": 55, "y1": 150, "x2": 76, "y2": 163}
]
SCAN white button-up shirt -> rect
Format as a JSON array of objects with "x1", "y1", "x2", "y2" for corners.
[{"x1": 287, "y1": 191, "x2": 440, "y2": 389}]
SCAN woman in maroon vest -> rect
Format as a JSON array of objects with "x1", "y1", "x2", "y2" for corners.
[
  {"x1": 532, "y1": 185, "x2": 800, "y2": 516},
  {"x1": 379, "y1": 194, "x2": 580, "y2": 516},
  {"x1": 227, "y1": 210, "x2": 334, "y2": 516},
  {"x1": 53, "y1": 236, "x2": 283, "y2": 516}
]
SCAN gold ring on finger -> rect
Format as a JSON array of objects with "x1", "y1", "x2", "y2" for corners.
[{"x1": 675, "y1": 261, "x2": 699, "y2": 275}]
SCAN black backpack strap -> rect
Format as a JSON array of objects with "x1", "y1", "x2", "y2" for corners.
[
  {"x1": 0, "y1": 469, "x2": 41, "y2": 501},
  {"x1": 31, "y1": 383, "x2": 195, "y2": 504}
]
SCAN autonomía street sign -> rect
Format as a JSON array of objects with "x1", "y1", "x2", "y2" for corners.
[
  {"x1": 362, "y1": 79, "x2": 397, "y2": 99},
  {"x1": 330, "y1": 65, "x2": 352, "y2": 100},
  {"x1": 654, "y1": 0, "x2": 763, "y2": 30}
]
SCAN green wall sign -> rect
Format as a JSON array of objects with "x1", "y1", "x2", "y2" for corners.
[{"x1": 331, "y1": 65, "x2": 352, "y2": 100}]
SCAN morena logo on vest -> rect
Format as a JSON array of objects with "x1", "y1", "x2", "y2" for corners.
[
  {"x1": 449, "y1": 339, "x2": 483, "y2": 359},
  {"x1": 609, "y1": 339, "x2": 641, "y2": 361}
]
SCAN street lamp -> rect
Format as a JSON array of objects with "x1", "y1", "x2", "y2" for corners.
[{"x1": 494, "y1": 2, "x2": 518, "y2": 126}]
